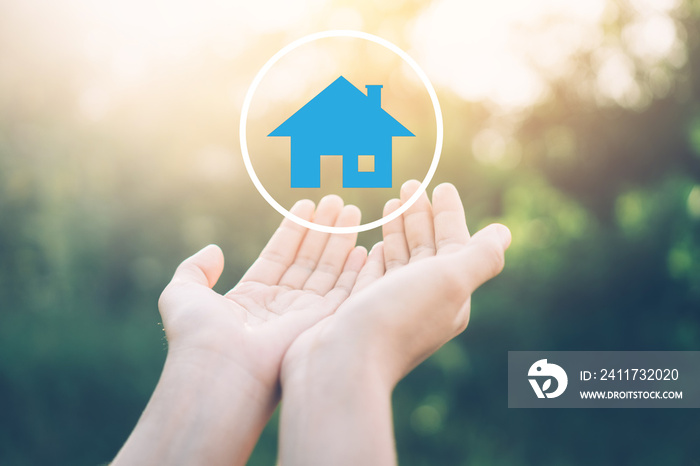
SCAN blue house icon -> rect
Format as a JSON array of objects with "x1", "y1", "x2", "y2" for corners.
[{"x1": 268, "y1": 76, "x2": 415, "y2": 188}]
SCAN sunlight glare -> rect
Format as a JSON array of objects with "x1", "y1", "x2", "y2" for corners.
[
  {"x1": 410, "y1": 0, "x2": 607, "y2": 109},
  {"x1": 410, "y1": 0, "x2": 680, "y2": 111}
]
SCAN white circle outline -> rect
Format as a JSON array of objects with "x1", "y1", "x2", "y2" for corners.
[{"x1": 240, "y1": 30, "x2": 443, "y2": 234}]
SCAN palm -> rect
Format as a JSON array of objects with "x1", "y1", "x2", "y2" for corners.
[
  {"x1": 224, "y1": 281, "x2": 347, "y2": 334},
  {"x1": 230, "y1": 283, "x2": 328, "y2": 322},
  {"x1": 160, "y1": 195, "x2": 366, "y2": 386},
  {"x1": 282, "y1": 181, "x2": 506, "y2": 384}
]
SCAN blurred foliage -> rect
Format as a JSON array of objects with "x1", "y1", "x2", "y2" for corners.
[{"x1": 1, "y1": 0, "x2": 700, "y2": 464}]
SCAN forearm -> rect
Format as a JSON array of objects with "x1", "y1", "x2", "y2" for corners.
[
  {"x1": 113, "y1": 349, "x2": 276, "y2": 466},
  {"x1": 280, "y1": 353, "x2": 397, "y2": 466}
]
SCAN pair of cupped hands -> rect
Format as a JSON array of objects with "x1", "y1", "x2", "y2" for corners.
[{"x1": 114, "y1": 180, "x2": 511, "y2": 466}]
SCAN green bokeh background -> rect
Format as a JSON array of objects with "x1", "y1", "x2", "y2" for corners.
[{"x1": 1, "y1": 0, "x2": 699, "y2": 464}]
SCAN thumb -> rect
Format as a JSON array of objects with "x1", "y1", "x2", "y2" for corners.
[
  {"x1": 171, "y1": 244, "x2": 225, "y2": 289},
  {"x1": 458, "y1": 223, "x2": 511, "y2": 294}
]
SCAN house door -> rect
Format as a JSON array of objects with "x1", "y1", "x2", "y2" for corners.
[{"x1": 319, "y1": 155, "x2": 344, "y2": 190}]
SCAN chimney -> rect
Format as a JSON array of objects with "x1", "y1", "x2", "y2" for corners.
[{"x1": 365, "y1": 85, "x2": 383, "y2": 107}]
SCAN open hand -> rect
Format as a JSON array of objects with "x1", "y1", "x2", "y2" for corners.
[
  {"x1": 158, "y1": 195, "x2": 367, "y2": 398},
  {"x1": 282, "y1": 180, "x2": 511, "y2": 389},
  {"x1": 116, "y1": 196, "x2": 370, "y2": 466}
]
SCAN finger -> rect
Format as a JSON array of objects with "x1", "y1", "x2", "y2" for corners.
[
  {"x1": 302, "y1": 205, "x2": 362, "y2": 294},
  {"x1": 456, "y1": 223, "x2": 511, "y2": 295},
  {"x1": 278, "y1": 195, "x2": 344, "y2": 289},
  {"x1": 400, "y1": 179, "x2": 436, "y2": 262},
  {"x1": 382, "y1": 198, "x2": 409, "y2": 271},
  {"x1": 352, "y1": 241, "x2": 385, "y2": 294},
  {"x1": 324, "y1": 246, "x2": 368, "y2": 305},
  {"x1": 239, "y1": 199, "x2": 315, "y2": 286},
  {"x1": 432, "y1": 183, "x2": 470, "y2": 255},
  {"x1": 171, "y1": 244, "x2": 224, "y2": 288}
]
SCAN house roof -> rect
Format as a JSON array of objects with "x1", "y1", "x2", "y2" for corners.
[{"x1": 268, "y1": 76, "x2": 414, "y2": 138}]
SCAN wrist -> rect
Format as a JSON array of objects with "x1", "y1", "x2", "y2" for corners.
[
  {"x1": 114, "y1": 347, "x2": 277, "y2": 466},
  {"x1": 173, "y1": 349, "x2": 278, "y2": 408},
  {"x1": 284, "y1": 351, "x2": 390, "y2": 401},
  {"x1": 281, "y1": 325, "x2": 394, "y2": 396},
  {"x1": 282, "y1": 314, "x2": 414, "y2": 394},
  {"x1": 280, "y1": 330, "x2": 398, "y2": 466}
]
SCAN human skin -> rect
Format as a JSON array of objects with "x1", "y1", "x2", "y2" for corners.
[
  {"x1": 278, "y1": 180, "x2": 511, "y2": 466},
  {"x1": 112, "y1": 180, "x2": 510, "y2": 466},
  {"x1": 113, "y1": 195, "x2": 370, "y2": 466}
]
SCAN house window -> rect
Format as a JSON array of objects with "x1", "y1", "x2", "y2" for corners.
[{"x1": 358, "y1": 155, "x2": 375, "y2": 172}]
